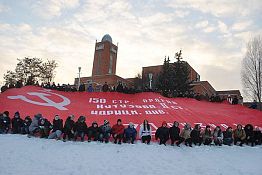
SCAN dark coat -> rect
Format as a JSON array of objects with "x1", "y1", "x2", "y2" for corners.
[
  {"x1": 52, "y1": 119, "x2": 63, "y2": 132},
  {"x1": 74, "y1": 121, "x2": 88, "y2": 133},
  {"x1": 155, "y1": 126, "x2": 169, "y2": 140},
  {"x1": 244, "y1": 124, "x2": 254, "y2": 138},
  {"x1": 190, "y1": 129, "x2": 201, "y2": 140},
  {"x1": 100, "y1": 124, "x2": 112, "y2": 134},
  {"x1": 88, "y1": 122, "x2": 101, "y2": 134},
  {"x1": 23, "y1": 117, "x2": 32, "y2": 127},
  {"x1": 124, "y1": 126, "x2": 137, "y2": 138},
  {"x1": 63, "y1": 117, "x2": 75, "y2": 132},
  {"x1": 38, "y1": 118, "x2": 52, "y2": 130},
  {"x1": 223, "y1": 130, "x2": 233, "y2": 139},
  {"x1": 169, "y1": 126, "x2": 180, "y2": 139},
  {"x1": 11, "y1": 117, "x2": 24, "y2": 129},
  {"x1": 2, "y1": 115, "x2": 11, "y2": 127}
]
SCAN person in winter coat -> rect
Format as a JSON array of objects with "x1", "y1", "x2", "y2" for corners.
[
  {"x1": 139, "y1": 119, "x2": 152, "y2": 144},
  {"x1": 48, "y1": 115, "x2": 63, "y2": 140},
  {"x1": 213, "y1": 126, "x2": 223, "y2": 146},
  {"x1": 202, "y1": 125, "x2": 212, "y2": 145},
  {"x1": 74, "y1": 116, "x2": 88, "y2": 142},
  {"x1": 63, "y1": 115, "x2": 75, "y2": 141},
  {"x1": 223, "y1": 127, "x2": 233, "y2": 146},
  {"x1": 155, "y1": 121, "x2": 169, "y2": 145},
  {"x1": 180, "y1": 123, "x2": 192, "y2": 147},
  {"x1": 21, "y1": 116, "x2": 32, "y2": 134},
  {"x1": 87, "y1": 121, "x2": 101, "y2": 142},
  {"x1": 102, "y1": 82, "x2": 109, "y2": 92},
  {"x1": 11, "y1": 111, "x2": 24, "y2": 134},
  {"x1": 2, "y1": 111, "x2": 11, "y2": 133},
  {"x1": 254, "y1": 127, "x2": 262, "y2": 145},
  {"x1": 112, "y1": 119, "x2": 125, "y2": 144},
  {"x1": 191, "y1": 124, "x2": 203, "y2": 146},
  {"x1": 28, "y1": 114, "x2": 42, "y2": 137},
  {"x1": 169, "y1": 121, "x2": 184, "y2": 146},
  {"x1": 0, "y1": 113, "x2": 4, "y2": 134},
  {"x1": 124, "y1": 122, "x2": 137, "y2": 144},
  {"x1": 233, "y1": 124, "x2": 246, "y2": 146},
  {"x1": 38, "y1": 117, "x2": 52, "y2": 138},
  {"x1": 99, "y1": 120, "x2": 112, "y2": 143},
  {"x1": 244, "y1": 124, "x2": 254, "y2": 146}
]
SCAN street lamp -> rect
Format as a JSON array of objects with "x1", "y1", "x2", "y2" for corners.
[
  {"x1": 148, "y1": 73, "x2": 153, "y2": 90},
  {"x1": 78, "y1": 67, "x2": 81, "y2": 91}
]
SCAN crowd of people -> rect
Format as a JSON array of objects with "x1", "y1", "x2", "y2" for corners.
[{"x1": 1, "y1": 111, "x2": 261, "y2": 147}]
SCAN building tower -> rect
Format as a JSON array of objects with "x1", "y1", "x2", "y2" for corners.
[{"x1": 92, "y1": 34, "x2": 118, "y2": 76}]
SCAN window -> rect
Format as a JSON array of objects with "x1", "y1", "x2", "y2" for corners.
[{"x1": 109, "y1": 54, "x2": 113, "y2": 74}]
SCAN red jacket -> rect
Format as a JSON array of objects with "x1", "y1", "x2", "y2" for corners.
[{"x1": 112, "y1": 124, "x2": 125, "y2": 135}]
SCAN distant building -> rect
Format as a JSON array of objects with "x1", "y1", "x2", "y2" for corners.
[
  {"x1": 75, "y1": 34, "x2": 242, "y2": 102},
  {"x1": 142, "y1": 63, "x2": 200, "y2": 90},
  {"x1": 75, "y1": 34, "x2": 133, "y2": 90}
]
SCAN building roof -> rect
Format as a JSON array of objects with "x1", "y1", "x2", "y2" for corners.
[{"x1": 102, "y1": 34, "x2": 112, "y2": 43}]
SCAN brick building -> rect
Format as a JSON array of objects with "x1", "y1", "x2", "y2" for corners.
[
  {"x1": 75, "y1": 34, "x2": 242, "y2": 101},
  {"x1": 142, "y1": 62, "x2": 200, "y2": 90},
  {"x1": 75, "y1": 34, "x2": 134, "y2": 90}
]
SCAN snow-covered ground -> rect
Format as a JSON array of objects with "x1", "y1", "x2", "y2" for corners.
[{"x1": 0, "y1": 135, "x2": 262, "y2": 175}]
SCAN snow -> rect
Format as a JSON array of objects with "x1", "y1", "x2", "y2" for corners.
[{"x1": 0, "y1": 135, "x2": 262, "y2": 175}]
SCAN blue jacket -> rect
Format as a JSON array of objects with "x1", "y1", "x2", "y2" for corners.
[{"x1": 124, "y1": 126, "x2": 137, "y2": 138}]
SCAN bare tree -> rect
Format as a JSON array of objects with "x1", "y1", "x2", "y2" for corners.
[
  {"x1": 40, "y1": 60, "x2": 58, "y2": 82},
  {"x1": 241, "y1": 35, "x2": 262, "y2": 109}
]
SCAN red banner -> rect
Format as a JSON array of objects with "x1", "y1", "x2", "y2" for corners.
[{"x1": 1, "y1": 86, "x2": 262, "y2": 133}]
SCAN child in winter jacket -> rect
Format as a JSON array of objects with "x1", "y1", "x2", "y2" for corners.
[
  {"x1": 124, "y1": 122, "x2": 137, "y2": 144},
  {"x1": 213, "y1": 126, "x2": 223, "y2": 146},
  {"x1": 87, "y1": 121, "x2": 101, "y2": 142},
  {"x1": 63, "y1": 115, "x2": 75, "y2": 141},
  {"x1": 139, "y1": 120, "x2": 152, "y2": 144},
  {"x1": 202, "y1": 125, "x2": 212, "y2": 145},
  {"x1": 11, "y1": 111, "x2": 23, "y2": 134},
  {"x1": 169, "y1": 121, "x2": 184, "y2": 146},
  {"x1": 233, "y1": 124, "x2": 246, "y2": 146},
  {"x1": 223, "y1": 127, "x2": 233, "y2": 146},
  {"x1": 155, "y1": 121, "x2": 169, "y2": 145},
  {"x1": 48, "y1": 115, "x2": 63, "y2": 140},
  {"x1": 73, "y1": 116, "x2": 88, "y2": 142},
  {"x1": 99, "y1": 120, "x2": 112, "y2": 143},
  {"x1": 180, "y1": 123, "x2": 192, "y2": 147},
  {"x1": 112, "y1": 119, "x2": 125, "y2": 144}
]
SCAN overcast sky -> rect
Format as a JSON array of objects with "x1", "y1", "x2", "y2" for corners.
[{"x1": 0, "y1": 0, "x2": 261, "y2": 95}]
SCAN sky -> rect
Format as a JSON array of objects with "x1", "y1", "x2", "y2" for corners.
[{"x1": 0, "y1": 0, "x2": 261, "y2": 97}]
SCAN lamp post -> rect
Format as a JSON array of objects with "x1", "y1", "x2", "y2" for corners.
[
  {"x1": 78, "y1": 67, "x2": 81, "y2": 91},
  {"x1": 148, "y1": 73, "x2": 153, "y2": 90}
]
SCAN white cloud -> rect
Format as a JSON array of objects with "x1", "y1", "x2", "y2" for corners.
[
  {"x1": 32, "y1": 0, "x2": 79, "y2": 19},
  {"x1": 203, "y1": 26, "x2": 215, "y2": 33},
  {"x1": 167, "y1": 0, "x2": 262, "y2": 18},
  {"x1": 232, "y1": 21, "x2": 253, "y2": 31},
  {"x1": 195, "y1": 20, "x2": 209, "y2": 28},
  {"x1": 218, "y1": 21, "x2": 229, "y2": 34}
]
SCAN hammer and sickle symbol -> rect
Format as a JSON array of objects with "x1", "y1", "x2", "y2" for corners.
[{"x1": 7, "y1": 89, "x2": 71, "y2": 110}]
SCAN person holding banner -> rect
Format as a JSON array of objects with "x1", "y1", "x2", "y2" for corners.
[{"x1": 139, "y1": 120, "x2": 152, "y2": 144}]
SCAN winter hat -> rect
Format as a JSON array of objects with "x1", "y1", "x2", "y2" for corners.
[
  {"x1": 35, "y1": 113, "x2": 42, "y2": 120},
  {"x1": 129, "y1": 122, "x2": 134, "y2": 128},
  {"x1": 162, "y1": 121, "x2": 167, "y2": 126},
  {"x1": 15, "y1": 111, "x2": 20, "y2": 116},
  {"x1": 104, "y1": 120, "x2": 109, "y2": 125},
  {"x1": 117, "y1": 119, "x2": 122, "y2": 123},
  {"x1": 54, "y1": 115, "x2": 60, "y2": 120},
  {"x1": 173, "y1": 121, "x2": 179, "y2": 126}
]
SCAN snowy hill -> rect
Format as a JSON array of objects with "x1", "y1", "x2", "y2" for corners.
[{"x1": 0, "y1": 135, "x2": 262, "y2": 175}]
